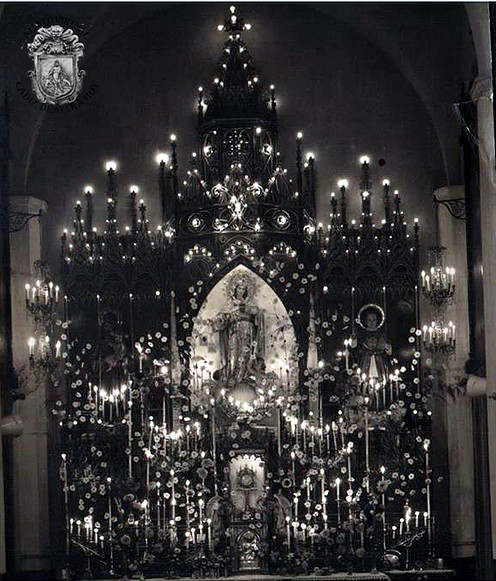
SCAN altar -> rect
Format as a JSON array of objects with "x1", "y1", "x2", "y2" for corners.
[{"x1": 28, "y1": 5, "x2": 450, "y2": 581}]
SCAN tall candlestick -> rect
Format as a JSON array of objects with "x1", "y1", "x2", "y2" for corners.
[
  {"x1": 171, "y1": 470, "x2": 176, "y2": 521},
  {"x1": 61, "y1": 454, "x2": 70, "y2": 561},
  {"x1": 320, "y1": 468, "x2": 328, "y2": 528},
  {"x1": 107, "y1": 477, "x2": 114, "y2": 574},
  {"x1": 339, "y1": 416, "x2": 345, "y2": 450},
  {"x1": 424, "y1": 439, "x2": 432, "y2": 553},
  {"x1": 206, "y1": 517, "x2": 212, "y2": 550},
  {"x1": 364, "y1": 398, "x2": 370, "y2": 493},
  {"x1": 331, "y1": 421, "x2": 338, "y2": 451},
  {"x1": 424, "y1": 439, "x2": 431, "y2": 518},
  {"x1": 128, "y1": 401, "x2": 133, "y2": 477},
  {"x1": 380, "y1": 466, "x2": 386, "y2": 550},
  {"x1": 346, "y1": 442, "x2": 353, "y2": 492}
]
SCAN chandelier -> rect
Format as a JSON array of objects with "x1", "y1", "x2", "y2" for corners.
[
  {"x1": 420, "y1": 196, "x2": 456, "y2": 359},
  {"x1": 25, "y1": 261, "x2": 63, "y2": 374},
  {"x1": 420, "y1": 246, "x2": 455, "y2": 307},
  {"x1": 421, "y1": 319, "x2": 456, "y2": 357}
]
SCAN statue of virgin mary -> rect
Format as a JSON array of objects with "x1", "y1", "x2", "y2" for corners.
[{"x1": 212, "y1": 272, "x2": 265, "y2": 389}]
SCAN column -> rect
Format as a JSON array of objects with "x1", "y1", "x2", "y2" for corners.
[
  {"x1": 464, "y1": 5, "x2": 496, "y2": 576},
  {"x1": 9, "y1": 196, "x2": 51, "y2": 574},
  {"x1": 435, "y1": 186, "x2": 476, "y2": 560}
]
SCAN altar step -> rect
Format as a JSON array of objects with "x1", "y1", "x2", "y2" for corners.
[{"x1": 93, "y1": 570, "x2": 455, "y2": 581}]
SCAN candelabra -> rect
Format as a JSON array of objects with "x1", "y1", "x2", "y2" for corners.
[
  {"x1": 420, "y1": 247, "x2": 455, "y2": 308},
  {"x1": 25, "y1": 261, "x2": 63, "y2": 374},
  {"x1": 420, "y1": 227, "x2": 457, "y2": 358},
  {"x1": 421, "y1": 319, "x2": 456, "y2": 357}
]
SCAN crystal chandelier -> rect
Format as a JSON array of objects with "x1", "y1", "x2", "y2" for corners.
[{"x1": 420, "y1": 246, "x2": 455, "y2": 307}]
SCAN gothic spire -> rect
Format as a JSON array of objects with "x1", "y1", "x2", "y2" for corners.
[{"x1": 202, "y1": 5, "x2": 275, "y2": 125}]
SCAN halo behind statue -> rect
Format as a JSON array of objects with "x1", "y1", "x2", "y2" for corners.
[
  {"x1": 356, "y1": 303, "x2": 385, "y2": 331},
  {"x1": 225, "y1": 271, "x2": 258, "y2": 306}
]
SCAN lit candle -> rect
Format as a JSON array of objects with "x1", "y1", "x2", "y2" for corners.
[
  {"x1": 135, "y1": 343, "x2": 143, "y2": 372},
  {"x1": 380, "y1": 466, "x2": 387, "y2": 550},
  {"x1": 325, "y1": 424, "x2": 330, "y2": 453},
  {"x1": 339, "y1": 416, "x2": 345, "y2": 449},
  {"x1": 28, "y1": 337, "x2": 35, "y2": 356},
  {"x1": 128, "y1": 400, "x2": 133, "y2": 477},
  {"x1": 405, "y1": 503, "x2": 411, "y2": 532},
  {"x1": 171, "y1": 470, "x2": 176, "y2": 521},
  {"x1": 207, "y1": 517, "x2": 212, "y2": 551},
  {"x1": 364, "y1": 398, "x2": 370, "y2": 493},
  {"x1": 346, "y1": 442, "x2": 353, "y2": 491},
  {"x1": 424, "y1": 439, "x2": 431, "y2": 518},
  {"x1": 331, "y1": 421, "x2": 338, "y2": 450}
]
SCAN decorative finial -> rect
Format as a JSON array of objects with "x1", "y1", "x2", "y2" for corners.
[
  {"x1": 359, "y1": 155, "x2": 372, "y2": 192},
  {"x1": 85, "y1": 186, "x2": 94, "y2": 237},
  {"x1": 393, "y1": 189, "x2": 402, "y2": 226},
  {"x1": 138, "y1": 199, "x2": 148, "y2": 233},
  {"x1": 170, "y1": 135, "x2": 179, "y2": 197},
  {"x1": 218, "y1": 5, "x2": 251, "y2": 33},
  {"x1": 338, "y1": 180, "x2": 348, "y2": 227},
  {"x1": 296, "y1": 132, "x2": 303, "y2": 196},
  {"x1": 74, "y1": 200, "x2": 83, "y2": 238},
  {"x1": 383, "y1": 179, "x2": 392, "y2": 225},
  {"x1": 129, "y1": 186, "x2": 138, "y2": 232},
  {"x1": 105, "y1": 161, "x2": 118, "y2": 234}
]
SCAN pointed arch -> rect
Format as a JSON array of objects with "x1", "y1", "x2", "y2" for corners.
[{"x1": 188, "y1": 264, "x2": 298, "y2": 406}]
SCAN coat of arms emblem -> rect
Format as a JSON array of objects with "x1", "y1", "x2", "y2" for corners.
[{"x1": 27, "y1": 25, "x2": 85, "y2": 105}]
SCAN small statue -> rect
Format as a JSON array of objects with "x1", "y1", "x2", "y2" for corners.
[
  {"x1": 94, "y1": 311, "x2": 128, "y2": 376},
  {"x1": 273, "y1": 490, "x2": 291, "y2": 536},
  {"x1": 351, "y1": 304, "x2": 392, "y2": 382},
  {"x1": 206, "y1": 495, "x2": 223, "y2": 541},
  {"x1": 238, "y1": 530, "x2": 260, "y2": 569}
]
